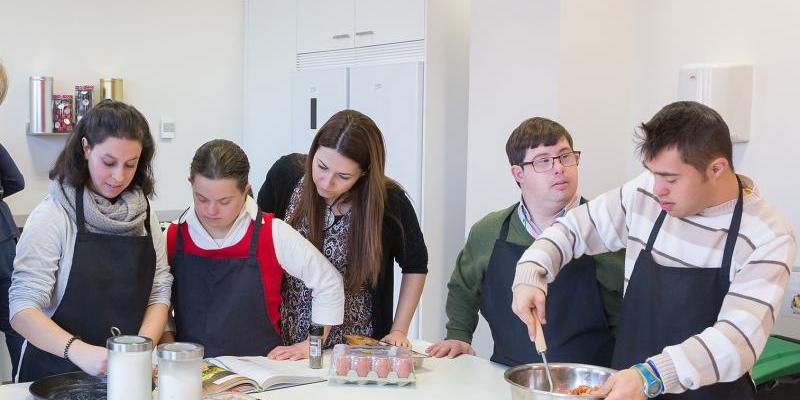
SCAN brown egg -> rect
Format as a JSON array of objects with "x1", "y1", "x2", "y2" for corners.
[
  {"x1": 335, "y1": 355, "x2": 351, "y2": 376},
  {"x1": 374, "y1": 357, "x2": 392, "y2": 378},
  {"x1": 395, "y1": 357, "x2": 413, "y2": 378},
  {"x1": 355, "y1": 356, "x2": 371, "y2": 377}
]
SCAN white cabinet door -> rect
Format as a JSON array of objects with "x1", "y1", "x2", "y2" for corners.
[
  {"x1": 290, "y1": 69, "x2": 349, "y2": 154},
  {"x1": 296, "y1": 0, "x2": 355, "y2": 53},
  {"x1": 349, "y1": 62, "x2": 423, "y2": 209},
  {"x1": 354, "y1": 0, "x2": 425, "y2": 47},
  {"x1": 349, "y1": 62, "x2": 424, "y2": 338}
]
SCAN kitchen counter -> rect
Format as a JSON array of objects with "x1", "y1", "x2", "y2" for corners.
[{"x1": 0, "y1": 341, "x2": 512, "y2": 399}]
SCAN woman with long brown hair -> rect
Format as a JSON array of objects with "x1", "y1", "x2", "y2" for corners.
[{"x1": 258, "y1": 109, "x2": 428, "y2": 358}]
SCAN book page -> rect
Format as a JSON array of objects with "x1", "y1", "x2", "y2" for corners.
[
  {"x1": 208, "y1": 356, "x2": 326, "y2": 391},
  {"x1": 202, "y1": 363, "x2": 259, "y2": 394}
]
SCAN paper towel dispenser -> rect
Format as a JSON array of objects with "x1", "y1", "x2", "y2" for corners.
[{"x1": 678, "y1": 64, "x2": 753, "y2": 143}]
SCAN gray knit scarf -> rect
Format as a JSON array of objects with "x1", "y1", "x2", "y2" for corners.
[{"x1": 48, "y1": 180, "x2": 148, "y2": 236}]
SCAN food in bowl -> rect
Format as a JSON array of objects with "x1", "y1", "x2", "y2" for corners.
[{"x1": 562, "y1": 384, "x2": 604, "y2": 395}]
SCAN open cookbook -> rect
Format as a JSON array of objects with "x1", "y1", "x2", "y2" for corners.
[{"x1": 202, "y1": 356, "x2": 326, "y2": 394}]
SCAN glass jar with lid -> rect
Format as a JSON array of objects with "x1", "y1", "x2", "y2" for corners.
[
  {"x1": 156, "y1": 342, "x2": 204, "y2": 400},
  {"x1": 106, "y1": 335, "x2": 154, "y2": 400}
]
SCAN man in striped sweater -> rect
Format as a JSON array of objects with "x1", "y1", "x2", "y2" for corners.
[{"x1": 511, "y1": 101, "x2": 796, "y2": 399}]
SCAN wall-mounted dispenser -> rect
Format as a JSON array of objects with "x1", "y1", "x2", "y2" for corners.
[{"x1": 678, "y1": 64, "x2": 753, "y2": 143}]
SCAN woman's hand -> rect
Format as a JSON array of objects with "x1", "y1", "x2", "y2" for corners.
[
  {"x1": 381, "y1": 330, "x2": 410, "y2": 347},
  {"x1": 426, "y1": 339, "x2": 475, "y2": 358},
  {"x1": 267, "y1": 340, "x2": 309, "y2": 361},
  {"x1": 70, "y1": 340, "x2": 109, "y2": 376}
]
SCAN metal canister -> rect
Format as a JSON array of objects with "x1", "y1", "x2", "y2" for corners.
[
  {"x1": 74, "y1": 84, "x2": 95, "y2": 124},
  {"x1": 29, "y1": 76, "x2": 54, "y2": 134},
  {"x1": 100, "y1": 78, "x2": 124, "y2": 101},
  {"x1": 53, "y1": 94, "x2": 73, "y2": 133}
]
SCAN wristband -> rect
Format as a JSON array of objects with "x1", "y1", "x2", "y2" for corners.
[
  {"x1": 64, "y1": 336, "x2": 80, "y2": 362},
  {"x1": 632, "y1": 362, "x2": 664, "y2": 398}
]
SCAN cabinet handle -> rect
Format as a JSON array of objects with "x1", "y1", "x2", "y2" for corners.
[
  {"x1": 355, "y1": 30, "x2": 374, "y2": 36},
  {"x1": 332, "y1": 34, "x2": 351, "y2": 39},
  {"x1": 310, "y1": 98, "x2": 317, "y2": 129}
]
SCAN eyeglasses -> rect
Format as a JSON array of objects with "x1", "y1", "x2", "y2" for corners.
[{"x1": 519, "y1": 151, "x2": 581, "y2": 173}]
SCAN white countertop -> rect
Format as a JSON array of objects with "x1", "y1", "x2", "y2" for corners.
[{"x1": 0, "y1": 341, "x2": 512, "y2": 400}]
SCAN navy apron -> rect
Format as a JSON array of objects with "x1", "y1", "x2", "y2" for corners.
[
  {"x1": 171, "y1": 208, "x2": 282, "y2": 357},
  {"x1": 611, "y1": 177, "x2": 755, "y2": 399},
  {"x1": 17, "y1": 186, "x2": 156, "y2": 382},
  {"x1": 480, "y1": 202, "x2": 615, "y2": 367}
]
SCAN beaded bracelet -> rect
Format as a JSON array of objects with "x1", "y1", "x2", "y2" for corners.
[{"x1": 64, "y1": 336, "x2": 80, "y2": 362}]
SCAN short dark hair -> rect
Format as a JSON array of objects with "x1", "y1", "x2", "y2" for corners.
[
  {"x1": 505, "y1": 117, "x2": 574, "y2": 166},
  {"x1": 190, "y1": 139, "x2": 250, "y2": 192},
  {"x1": 636, "y1": 101, "x2": 733, "y2": 173},
  {"x1": 49, "y1": 100, "x2": 156, "y2": 196}
]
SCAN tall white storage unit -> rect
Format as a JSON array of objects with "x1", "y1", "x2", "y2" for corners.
[
  {"x1": 290, "y1": 69, "x2": 349, "y2": 154},
  {"x1": 349, "y1": 63, "x2": 424, "y2": 209}
]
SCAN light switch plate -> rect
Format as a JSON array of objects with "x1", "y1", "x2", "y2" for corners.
[{"x1": 160, "y1": 119, "x2": 176, "y2": 139}]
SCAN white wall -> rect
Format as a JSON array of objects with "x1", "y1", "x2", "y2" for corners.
[
  {"x1": 243, "y1": 0, "x2": 296, "y2": 191},
  {"x1": 0, "y1": 1, "x2": 244, "y2": 217},
  {"x1": 558, "y1": 0, "x2": 637, "y2": 198},
  {"x1": 464, "y1": 0, "x2": 561, "y2": 239},
  {"x1": 418, "y1": 0, "x2": 471, "y2": 342}
]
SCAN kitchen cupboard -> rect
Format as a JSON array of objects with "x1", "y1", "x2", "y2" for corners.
[{"x1": 296, "y1": 0, "x2": 425, "y2": 54}]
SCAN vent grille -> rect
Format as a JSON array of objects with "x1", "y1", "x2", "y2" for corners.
[{"x1": 297, "y1": 40, "x2": 424, "y2": 70}]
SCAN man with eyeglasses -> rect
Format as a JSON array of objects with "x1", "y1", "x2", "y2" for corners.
[
  {"x1": 512, "y1": 102, "x2": 795, "y2": 399},
  {"x1": 427, "y1": 117, "x2": 624, "y2": 367}
]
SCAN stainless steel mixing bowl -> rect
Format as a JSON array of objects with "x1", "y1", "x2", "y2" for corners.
[{"x1": 504, "y1": 363, "x2": 616, "y2": 399}]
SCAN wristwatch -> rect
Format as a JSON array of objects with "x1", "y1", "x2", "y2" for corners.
[{"x1": 632, "y1": 363, "x2": 664, "y2": 398}]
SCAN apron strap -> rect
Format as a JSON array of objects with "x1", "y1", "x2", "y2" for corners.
[
  {"x1": 720, "y1": 175, "x2": 744, "y2": 275},
  {"x1": 174, "y1": 207, "x2": 191, "y2": 253},
  {"x1": 75, "y1": 186, "x2": 87, "y2": 234},
  {"x1": 248, "y1": 209, "x2": 264, "y2": 258},
  {"x1": 646, "y1": 210, "x2": 667, "y2": 252},
  {"x1": 499, "y1": 205, "x2": 517, "y2": 241},
  {"x1": 143, "y1": 199, "x2": 152, "y2": 236}
]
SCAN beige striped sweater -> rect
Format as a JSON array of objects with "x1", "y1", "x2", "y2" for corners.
[{"x1": 513, "y1": 171, "x2": 796, "y2": 394}]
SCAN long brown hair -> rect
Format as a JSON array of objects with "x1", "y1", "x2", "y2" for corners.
[{"x1": 288, "y1": 109, "x2": 394, "y2": 292}]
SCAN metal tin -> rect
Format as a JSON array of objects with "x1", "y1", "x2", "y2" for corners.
[
  {"x1": 100, "y1": 78, "x2": 124, "y2": 101},
  {"x1": 53, "y1": 94, "x2": 73, "y2": 133},
  {"x1": 156, "y1": 342, "x2": 204, "y2": 361},
  {"x1": 29, "y1": 76, "x2": 54, "y2": 134},
  {"x1": 106, "y1": 335, "x2": 153, "y2": 352},
  {"x1": 74, "y1": 84, "x2": 95, "y2": 123}
]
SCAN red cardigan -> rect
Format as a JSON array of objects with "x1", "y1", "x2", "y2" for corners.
[{"x1": 166, "y1": 212, "x2": 285, "y2": 334}]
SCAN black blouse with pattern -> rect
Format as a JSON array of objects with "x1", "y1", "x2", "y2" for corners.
[{"x1": 257, "y1": 154, "x2": 428, "y2": 343}]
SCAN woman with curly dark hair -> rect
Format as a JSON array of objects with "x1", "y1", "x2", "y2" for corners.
[{"x1": 9, "y1": 101, "x2": 172, "y2": 382}]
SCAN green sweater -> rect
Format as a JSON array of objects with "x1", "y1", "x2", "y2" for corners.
[{"x1": 445, "y1": 204, "x2": 625, "y2": 343}]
